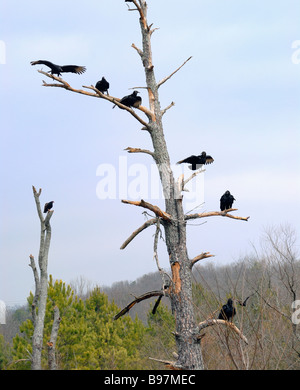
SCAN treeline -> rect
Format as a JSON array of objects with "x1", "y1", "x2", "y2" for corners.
[{"x1": 1, "y1": 225, "x2": 299, "y2": 370}]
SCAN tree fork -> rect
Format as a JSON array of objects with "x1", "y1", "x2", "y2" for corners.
[{"x1": 30, "y1": 186, "x2": 54, "y2": 370}]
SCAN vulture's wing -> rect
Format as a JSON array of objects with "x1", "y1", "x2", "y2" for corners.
[{"x1": 61, "y1": 65, "x2": 86, "y2": 74}]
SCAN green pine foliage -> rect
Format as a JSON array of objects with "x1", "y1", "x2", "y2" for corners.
[
  {"x1": 10, "y1": 276, "x2": 151, "y2": 370},
  {"x1": 140, "y1": 303, "x2": 176, "y2": 369},
  {"x1": 0, "y1": 334, "x2": 10, "y2": 369}
]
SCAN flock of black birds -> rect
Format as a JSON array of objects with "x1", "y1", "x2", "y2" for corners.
[
  {"x1": 32, "y1": 58, "x2": 245, "y2": 322},
  {"x1": 31, "y1": 61, "x2": 237, "y2": 213},
  {"x1": 176, "y1": 152, "x2": 236, "y2": 211},
  {"x1": 30, "y1": 59, "x2": 141, "y2": 109}
]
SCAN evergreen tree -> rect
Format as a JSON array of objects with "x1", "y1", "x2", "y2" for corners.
[
  {"x1": 11, "y1": 277, "x2": 147, "y2": 369},
  {"x1": 0, "y1": 334, "x2": 10, "y2": 369}
]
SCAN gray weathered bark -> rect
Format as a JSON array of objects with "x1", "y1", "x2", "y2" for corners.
[
  {"x1": 127, "y1": 0, "x2": 204, "y2": 369},
  {"x1": 48, "y1": 306, "x2": 61, "y2": 370},
  {"x1": 29, "y1": 186, "x2": 54, "y2": 370}
]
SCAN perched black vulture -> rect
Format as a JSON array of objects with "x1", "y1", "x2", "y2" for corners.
[
  {"x1": 218, "y1": 298, "x2": 236, "y2": 322},
  {"x1": 44, "y1": 201, "x2": 54, "y2": 213},
  {"x1": 115, "y1": 90, "x2": 142, "y2": 109},
  {"x1": 220, "y1": 190, "x2": 236, "y2": 211},
  {"x1": 30, "y1": 60, "x2": 86, "y2": 77},
  {"x1": 176, "y1": 151, "x2": 214, "y2": 170},
  {"x1": 95, "y1": 77, "x2": 109, "y2": 94}
]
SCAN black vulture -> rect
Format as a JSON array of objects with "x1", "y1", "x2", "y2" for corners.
[
  {"x1": 43, "y1": 201, "x2": 54, "y2": 213},
  {"x1": 113, "y1": 91, "x2": 142, "y2": 109},
  {"x1": 115, "y1": 90, "x2": 142, "y2": 109},
  {"x1": 176, "y1": 151, "x2": 214, "y2": 170},
  {"x1": 218, "y1": 298, "x2": 236, "y2": 322},
  {"x1": 220, "y1": 190, "x2": 236, "y2": 211},
  {"x1": 30, "y1": 60, "x2": 86, "y2": 77},
  {"x1": 95, "y1": 77, "x2": 109, "y2": 94}
]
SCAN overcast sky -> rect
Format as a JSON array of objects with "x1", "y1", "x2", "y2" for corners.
[{"x1": 1, "y1": 0, "x2": 299, "y2": 307}]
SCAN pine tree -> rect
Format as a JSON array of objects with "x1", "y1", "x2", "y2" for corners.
[{"x1": 11, "y1": 277, "x2": 148, "y2": 369}]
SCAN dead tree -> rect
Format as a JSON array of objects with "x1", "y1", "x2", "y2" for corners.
[
  {"x1": 33, "y1": 1, "x2": 249, "y2": 370},
  {"x1": 47, "y1": 306, "x2": 61, "y2": 370},
  {"x1": 29, "y1": 186, "x2": 54, "y2": 370}
]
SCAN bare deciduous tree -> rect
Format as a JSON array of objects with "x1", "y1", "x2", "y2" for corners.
[
  {"x1": 33, "y1": 1, "x2": 249, "y2": 369},
  {"x1": 29, "y1": 186, "x2": 54, "y2": 370},
  {"x1": 47, "y1": 306, "x2": 61, "y2": 370}
]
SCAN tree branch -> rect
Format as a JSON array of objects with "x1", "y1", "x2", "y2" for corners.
[
  {"x1": 153, "y1": 219, "x2": 172, "y2": 289},
  {"x1": 190, "y1": 252, "x2": 215, "y2": 268},
  {"x1": 28, "y1": 254, "x2": 40, "y2": 327},
  {"x1": 254, "y1": 289, "x2": 291, "y2": 322},
  {"x1": 124, "y1": 147, "x2": 155, "y2": 158},
  {"x1": 32, "y1": 185, "x2": 44, "y2": 223},
  {"x1": 183, "y1": 169, "x2": 206, "y2": 187},
  {"x1": 120, "y1": 217, "x2": 157, "y2": 249},
  {"x1": 161, "y1": 101, "x2": 175, "y2": 116},
  {"x1": 198, "y1": 319, "x2": 249, "y2": 344},
  {"x1": 127, "y1": 0, "x2": 147, "y2": 30},
  {"x1": 37, "y1": 70, "x2": 153, "y2": 127},
  {"x1": 114, "y1": 290, "x2": 164, "y2": 320},
  {"x1": 131, "y1": 43, "x2": 144, "y2": 58},
  {"x1": 152, "y1": 295, "x2": 163, "y2": 315},
  {"x1": 185, "y1": 209, "x2": 250, "y2": 222},
  {"x1": 121, "y1": 199, "x2": 172, "y2": 221},
  {"x1": 157, "y1": 56, "x2": 192, "y2": 88}
]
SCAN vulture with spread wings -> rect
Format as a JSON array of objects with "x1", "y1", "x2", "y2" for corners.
[
  {"x1": 177, "y1": 151, "x2": 214, "y2": 170},
  {"x1": 30, "y1": 60, "x2": 86, "y2": 77}
]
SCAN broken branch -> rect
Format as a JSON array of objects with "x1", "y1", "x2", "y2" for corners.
[
  {"x1": 161, "y1": 101, "x2": 175, "y2": 116},
  {"x1": 183, "y1": 169, "x2": 206, "y2": 187},
  {"x1": 153, "y1": 219, "x2": 172, "y2": 289},
  {"x1": 185, "y1": 209, "x2": 250, "y2": 222},
  {"x1": 120, "y1": 218, "x2": 157, "y2": 250},
  {"x1": 157, "y1": 56, "x2": 192, "y2": 88},
  {"x1": 131, "y1": 43, "x2": 144, "y2": 58},
  {"x1": 114, "y1": 290, "x2": 164, "y2": 320},
  {"x1": 122, "y1": 199, "x2": 172, "y2": 221},
  {"x1": 190, "y1": 252, "x2": 215, "y2": 268},
  {"x1": 124, "y1": 147, "x2": 154, "y2": 158},
  {"x1": 198, "y1": 319, "x2": 249, "y2": 344}
]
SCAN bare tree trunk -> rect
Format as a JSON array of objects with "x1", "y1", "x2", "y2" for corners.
[
  {"x1": 48, "y1": 306, "x2": 61, "y2": 370},
  {"x1": 29, "y1": 186, "x2": 54, "y2": 370},
  {"x1": 127, "y1": 1, "x2": 203, "y2": 369}
]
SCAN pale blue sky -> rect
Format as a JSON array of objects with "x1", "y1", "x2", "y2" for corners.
[{"x1": 0, "y1": 0, "x2": 299, "y2": 306}]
